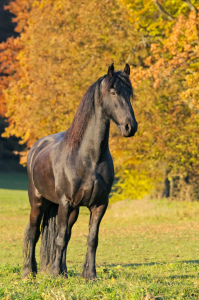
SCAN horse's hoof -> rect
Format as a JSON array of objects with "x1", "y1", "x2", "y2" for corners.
[
  {"x1": 60, "y1": 265, "x2": 68, "y2": 278},
  {"x1": 61, "y1": 271, "x2": 68, "y2": 279},
  {"x1": 51, "y1": 265, "x2": 60, "y2": 277},
  {"x1": 81, "y1": 270, "x2": 96, "y2": 280},
  {"x1": 22, "y1": 268, "x2": 35, "y2": 279}
]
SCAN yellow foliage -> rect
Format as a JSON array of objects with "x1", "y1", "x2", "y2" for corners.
[{"x1": 110, "y1": 166, "x2": 158, "y2": 203}]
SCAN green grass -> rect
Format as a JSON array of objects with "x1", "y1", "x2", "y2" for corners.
[{"x1": 1, "y1": 174, "x2": 199, "y2": 299}]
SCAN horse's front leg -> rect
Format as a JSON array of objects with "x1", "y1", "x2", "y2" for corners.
[
  {"x1": 51, "y1": 199, "x2": 70, "y2": 277},
  {"x1": 81, "y1": 202, "x2": 107, "y2": 280}
]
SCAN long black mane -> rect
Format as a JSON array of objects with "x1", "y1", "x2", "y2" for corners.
[{"x1": 66, "y1": 79, "x2": 100, "y2": 149}]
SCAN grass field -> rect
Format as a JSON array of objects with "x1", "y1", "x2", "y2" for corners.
[{"x1": 1, "y1": 173, "x2": 199, "y2": 299}]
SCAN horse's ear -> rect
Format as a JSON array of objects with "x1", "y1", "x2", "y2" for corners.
[
  {"x1": 124, "y1": 63, "x2": 130, "y2": 76},
  {"x1": 108, "y1": 63, "x2": 114, "y2": 77}
]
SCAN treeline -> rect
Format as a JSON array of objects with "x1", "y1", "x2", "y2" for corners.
[{"x1": 0, "y1": 0, "x2": 199, "y2": 200}]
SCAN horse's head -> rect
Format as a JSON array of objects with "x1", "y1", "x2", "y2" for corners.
[{"x1": 100, "y1": 63, "x2": 138, "y2": 137}]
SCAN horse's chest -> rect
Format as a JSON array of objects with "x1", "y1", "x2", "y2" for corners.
[{"x1": 70, "y1": 173, "x2": 111, "y2": 207}]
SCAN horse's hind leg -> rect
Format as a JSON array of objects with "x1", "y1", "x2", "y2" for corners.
[
  {"x1": 60, "y1": 207, "x2": 79, "y2": 276},
  {"x1": 22, "y1": 183, "x2": 43, "y2": 278}
]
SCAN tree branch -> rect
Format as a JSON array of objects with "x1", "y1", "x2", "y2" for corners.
[
  {"x1": 152, "y1": 0, "x2": 174, "y2": 21},
  {"x1": 182, "y1": 0, "x2": 198, "y2": 14}
]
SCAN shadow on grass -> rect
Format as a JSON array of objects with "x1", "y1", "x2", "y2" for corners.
[
  {"x1": 0, "y1": 172, "x2": 28, "y2": 190},
  {"x1": 103, "y1": 260, "x2": 199, "y2": 268}
]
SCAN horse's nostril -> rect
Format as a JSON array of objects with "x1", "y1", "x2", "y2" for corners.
[{"x1": 125, "y1": 123, "x2": 130, "y2": 132}]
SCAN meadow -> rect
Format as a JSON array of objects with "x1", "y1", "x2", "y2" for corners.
[{"x1": 1, "y1": 173, "x2": 199, "y2": 299}]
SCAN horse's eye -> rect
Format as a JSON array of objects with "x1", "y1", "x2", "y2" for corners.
[{"x1": 111, "y1": 92, "x2": 116, "y2": 96}]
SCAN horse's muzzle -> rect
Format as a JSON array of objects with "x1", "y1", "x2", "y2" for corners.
[{"x1": 119, "y1": 121, "x2": 138, "y2": 137}]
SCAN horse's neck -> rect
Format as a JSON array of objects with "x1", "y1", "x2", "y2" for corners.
[{"x1": 79, "y1": 105, "x2": 110, "y2": 164}]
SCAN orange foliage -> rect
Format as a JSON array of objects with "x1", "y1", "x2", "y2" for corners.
[
  {"x1": 0, "y1": 0, "x2": 32, "y2": 117},
  {"x1": 3, "y1": 0, "x2": 137, "y2": 162},
  {"x1": 0, "y1": 37, "x2": 22, "y2": 117}
]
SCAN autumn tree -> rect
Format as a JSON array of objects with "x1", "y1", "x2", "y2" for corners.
[
  {"x1": 2, "y1": 0, "x2": 199, "y2": 200},
  {"x1": 0, "y1": 0, "x2": 35, "y2": 171},
  {"x1": 113, "y1": 0, "x2": 199, "y2": 200},
  {"x1": 3, "y1": 0, "x2": 138, "y2": 166},
  {"x1": 0, "y1": 38, "x2": 20, "y2": 116},
  {"x1": 0, "y1": 0, "x2": 33, "y2": 117}
]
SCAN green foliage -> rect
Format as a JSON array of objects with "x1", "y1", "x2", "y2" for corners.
[{"x1": 120, "y1": 0, "x2": 198, "y2": 38}]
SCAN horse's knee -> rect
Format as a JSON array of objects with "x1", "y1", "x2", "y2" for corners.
[
  {"x1": 87, "y1": 234, "x2": 98, "y2": 248},
  {"x1": 56, "y1": 234, "x2": 66, "y2": 248},
  {"x1": 30, "y1": 206, "x2": 42, "y2": 230},
  {"x1": 29, "y1": 228, "x2": 40, "y2": 242}
]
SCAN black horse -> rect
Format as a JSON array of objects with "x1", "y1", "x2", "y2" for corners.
[{"x1": 23, "y1": 63, "x2": 138, "y2": 280}]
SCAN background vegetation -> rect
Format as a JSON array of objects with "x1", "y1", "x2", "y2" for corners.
[
  {"x1": 1, "y1": 174, "x2": 199, "y2": 299},
  {"x1": 0, "y1": 0, "x2": 199, "y2": 201},
  {"x1": 0, "y1": 173, "x2": 199, "y2": 300}
]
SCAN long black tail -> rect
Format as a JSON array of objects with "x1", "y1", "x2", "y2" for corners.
[
  {"x1": 40, "y1": 202, "x2": 59, "y2": 271},
  {"x1": 23, "y1": 221, "x2": 30, "y2": 266}
]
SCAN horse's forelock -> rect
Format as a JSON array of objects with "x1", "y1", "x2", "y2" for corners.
[{"x1": 101, "y1": 71, "x2": 132, "y2": 93}]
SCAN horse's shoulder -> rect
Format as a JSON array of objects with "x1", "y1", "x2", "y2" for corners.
[
  {"x1": 32, "y1": 131, "x2": 65, "y2": 148},
  {"x1": 27, "y1": 131, "x2": 66, "y2": 167},
  {"x1": 40, "y1": 131, "x2": 65, "y2": 144}
]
